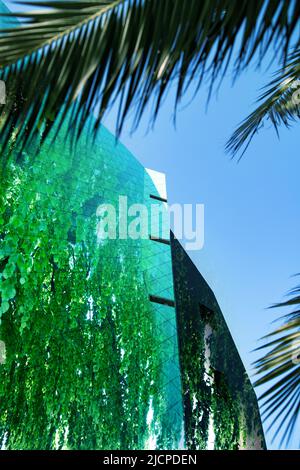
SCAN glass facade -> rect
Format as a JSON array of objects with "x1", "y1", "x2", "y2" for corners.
[
  {"x1": 0, "y1": 119, "x2": 184, "y2": 449},
  {"x1": 171, "y1": 233, "x2": 266, "y2": 450},
  {"x1": 0, "y1": 111, "x2": 266, "y2": 449},
  {"x1": 0, "y1": 0, "x2": 266, "y2": 450}
]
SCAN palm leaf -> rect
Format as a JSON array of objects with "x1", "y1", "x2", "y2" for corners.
[
  {"x1": 227, "y1": 49, "x2": 300, "y2": 158},
  {"x1": 254, "y1": 280, "x2": 300, "y2": 447},
  {"x1": 1, "y1": 0, "x2": 300, "y2": 151}
]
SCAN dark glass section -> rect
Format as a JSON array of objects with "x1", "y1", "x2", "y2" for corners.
[{"x1": 170, "y1": 232, "x2": 266, "y2": 450}]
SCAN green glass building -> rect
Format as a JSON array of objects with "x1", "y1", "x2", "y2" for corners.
[
  {"x1": 0, "y1": 119, "x2": 265, "y2": 450},
  {"x1": 171, "y1": 234, "x2": 266, "y2": 450},
  {"x1": 0, "y1": 1, "x2": 265, "y2": 450},
  {"x1": 0, "y1": 118, "x2": 184, "y2": 449}
]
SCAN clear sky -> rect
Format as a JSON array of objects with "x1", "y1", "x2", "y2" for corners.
[{"x1": 4, "y1": 0, "x2": 300, "y2": 450}]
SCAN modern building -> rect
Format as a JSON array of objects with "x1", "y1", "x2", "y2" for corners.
[
  {"x1": 171, "y1": 233, "x2": 266, "y2": 449},
  {"x1": 0, "y1": 0, "x2": 265, "y2": 451},
  {"x1": 0, "y1": 105, "x2": 265, "y2": 448}
]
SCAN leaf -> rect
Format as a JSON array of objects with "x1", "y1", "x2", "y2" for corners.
[
  {"x1": 0, "y1": 300, "x2": 9, "y2": 315},
  {"x1": 0, "y1": 279, "x2": 16, "y2": 301},
  {"x1": 227, "y1": 49, "x2": 300, "y2": 158},
  {"x1": 1, "y1": 0, "x2": 300, "y2": 151},
  {"x1": 2, "y1": 261, "x2": 15, "y2": 278},
  {"x1": 254, "y1": 278, "x2": 300, "y2": 447}
]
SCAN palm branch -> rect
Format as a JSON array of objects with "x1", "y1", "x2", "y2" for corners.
[
  {"x1": 0, "y1": 0, "x2": 300, "y2": 150},
  {"x1": 227, "y1": 50, "x2": 300, "y2": 158},
  {"x1": 254, "y1": 281, "x2": 300, "y2": 447}
]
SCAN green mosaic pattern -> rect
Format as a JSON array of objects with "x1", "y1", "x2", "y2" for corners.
[{"x1": 0, "y1": 117, "x2": 184, "y2": 449}]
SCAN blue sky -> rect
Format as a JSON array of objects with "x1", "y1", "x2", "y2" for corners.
[{"x1": 4, "y1": 0, "x2": 300, "y2": 450}]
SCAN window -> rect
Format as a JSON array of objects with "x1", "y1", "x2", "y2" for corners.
[{"x1": 150, "y1": 194, "x2": 168, "y2": 203}]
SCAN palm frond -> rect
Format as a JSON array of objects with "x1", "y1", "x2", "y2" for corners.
[
  {"x1": 1, "y1": 0, "x2": 300, "y2": 151},
  {"x1": 227, "y1": 49, "x2": 300, "y2": 158},
  {"x1": 254, "y1": 280, "x2": 300, "y2": 447}
]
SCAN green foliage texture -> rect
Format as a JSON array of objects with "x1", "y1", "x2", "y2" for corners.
[{"x1": 0, "y1": 121, "x2": 183, "y2": 450}]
